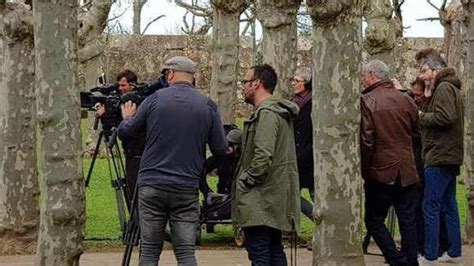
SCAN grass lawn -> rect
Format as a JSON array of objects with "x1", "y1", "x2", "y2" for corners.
[{"x1": 84, "y1": 156, "x2": 468, "y2": 244}]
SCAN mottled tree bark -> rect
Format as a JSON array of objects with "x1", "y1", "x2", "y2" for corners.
[
  {"x1": 442, "y1": 0, "x2": 464, "y2": 71},
  {"x1": 254, "y1": 0, "x2": 301, "y2": 100},
  {"x1": 0, "y1": 2, "x2": 38, "y2": 255},
  {"x1": 33, "y1": 0, "x2": 84, "y2": 265},
  {"x1": 209, "y1": 0, "x2": 247, "y2": 123},
  {"x1": 77, "y1": 0, "x2": 113, "y2": 156},
  {"x1": 363, "y1": 0, "x2": 396, "y2": 66},
  {"x1": 307, "y1": 1, "x2": 365, "y2": 265},
  {"x1": 132, "y1": 0, "x2": 146, "y2": 35},
  {"x1": 463, "y1": 0, "x2": 474, "y2": 240}
]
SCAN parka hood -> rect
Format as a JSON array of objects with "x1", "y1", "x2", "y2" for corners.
[
  {"x1": 257, "y1": 96, "x2": 299, "y2": 120},
  {"x1": 433, "y1": 68, "x2": 461, "y2": 90}
]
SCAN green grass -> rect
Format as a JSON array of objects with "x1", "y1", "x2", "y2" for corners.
[
  {"x1": 84, "y1": 158, "x2": 469, "y2": 243},
  {"x1": 84, "y1": 158, "x2": 122, "y2": 240}
]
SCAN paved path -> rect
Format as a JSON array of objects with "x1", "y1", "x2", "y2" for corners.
[{"x1": 2, "y1": 245, "x2": 472, "y2": 265}]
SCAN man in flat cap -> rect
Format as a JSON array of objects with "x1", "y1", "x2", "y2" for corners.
[{"x1": 119, "y1": 56, "x2": 228, "y2": 265}]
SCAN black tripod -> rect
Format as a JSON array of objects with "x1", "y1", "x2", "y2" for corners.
[{"x1": 85, "y1": 122, "x2": 130, "y2": 234}]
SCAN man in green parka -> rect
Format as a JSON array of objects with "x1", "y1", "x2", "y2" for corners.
[{"x1": 233, "y1": 64, "x2": 300, "y2": 265}]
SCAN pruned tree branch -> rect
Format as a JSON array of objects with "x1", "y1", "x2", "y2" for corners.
[
  {"x1": 427, "y1": 0, "x2": 447, "y2": 11},
  {"x1": 416, "y1": 17, "x2": 441, "y2": 21},
  {"x1": 78, "y1": 0, "x2": 114, "y2": 46},
  {"x1": 142, "y1": 14, "x2": 165, "y2": 34},
  {"x1": 175, "y1": 0, "x2": 212, "y2": 17}
]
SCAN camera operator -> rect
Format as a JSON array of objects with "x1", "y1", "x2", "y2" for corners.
[
  {"x1": 95, "y1": 69, "x2": 145, "y2": 208},
  {"x1": 118, "y1": 56, "x2": 227, "y2": 265}
]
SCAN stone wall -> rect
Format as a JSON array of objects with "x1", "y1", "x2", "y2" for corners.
[{"x1": 81, "y1": 35, "x2": 444, "y2": 119}]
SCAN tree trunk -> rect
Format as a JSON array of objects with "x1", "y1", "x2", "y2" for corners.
[
  {"x1": 209, "y1": 0, "x2": 247, "y2": 124},
  {"x1": 133, "y1": 0, "x2": 142, "y2": 34},
  {"x1": 307, "y1": 1, "x2": 365, "y2": 265},
  {"x1": 443, "y1": 0, "x2": 464, "y2": 72},
  {"x1": 254, "y1": 0, "x2": 301, "y2": 100},
  {"x1": 363, "y1": 0, "x2": 396, "y2": 66},
  {"x1": 77, "y1": 1, "x2": 113, "y2": 156},
  {"x1": 33, "y1": 0, "x2": 84, "y2": 265},
  {"x1": 0, "y1": 2, "x2": 38, "y2": 255},
  {"x1": 463, "y1": 0, "x2": 474, "y2": 241}
]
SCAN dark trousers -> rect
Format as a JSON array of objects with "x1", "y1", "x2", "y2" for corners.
[
  {"x1": 365, "y1": 180, "x2": 418, "y2": 266},
  {"x1": 138, "y1": 186, "x2": 199, "y2": 266},
  {"x1": 300, "y1": 188, "x2": 314, "y2": 220},
  {"x1": 243, "y1": 226, "x2": 287, "y2": 266}
]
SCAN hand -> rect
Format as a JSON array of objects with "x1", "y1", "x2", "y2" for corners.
[
  {"x1": 225, "y1": 145, "x2": 234, "y2": 155},
  {"x1": 121, "y1": 101, "x2": 137, "y2": 118},
  {"x1": 95, "y1": 103, "x2": 105, "y2": 118},
  {"x1": 424, "y1": 88, "x2": 432, "y2": 98}
]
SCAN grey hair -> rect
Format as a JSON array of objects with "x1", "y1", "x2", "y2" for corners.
[
  {"x1": 361, "y1": 60, "x2": 391, "y2": 80},
  {"x1": 422, "y1": 56, "x2": 447, "y2": 70},
  {"x1": 294, "y1": 67, "x2": 312, "y2": 82}
]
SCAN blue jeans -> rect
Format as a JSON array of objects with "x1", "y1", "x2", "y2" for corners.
[
  {"x1": 423, "y1": 166, "x2": 462, "y2": 261},
  {"x1": 138, "y1": 185, "x2": 199, "y2": 266},
  {"x1": 243, "y1": 226, "x2": 287, "y2": 266}
]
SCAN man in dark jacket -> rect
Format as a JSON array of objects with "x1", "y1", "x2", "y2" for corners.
[
  {"x1": 360, "y1": 60, "x2": 420, "y2": 266},
  {"x1": 96, "y1": 70, "x2": 146, "y2": 208},
  {"x1": 291, "y1": 66, "x2": 314, "y2": 220},
  {"x1": 418, "y1": 56, "x2": 464, "y2": 264},
  {"x1": 119, "y1": 56, "x2": 228, "y2": 265}
]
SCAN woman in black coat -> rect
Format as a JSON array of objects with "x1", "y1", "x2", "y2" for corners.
[{"x1": 291, "y1": 67, "x2": 314, "y2": 220}]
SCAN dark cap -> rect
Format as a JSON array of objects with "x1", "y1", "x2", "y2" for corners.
[
  {"x1": 226, "y1": 129, "x2": 242, "y2": 144},
  {"x1": 160, "y1": 56, "x2": 197, "y2": 74}
]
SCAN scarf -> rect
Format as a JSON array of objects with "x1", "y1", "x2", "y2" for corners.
[{"x1": 292, "y1": 89, "x2": 311, "y2": 108}]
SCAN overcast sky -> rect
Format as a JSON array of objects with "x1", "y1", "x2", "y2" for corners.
[{"x1": 109, "y1": 0, "x2": 451, "y2": 37}]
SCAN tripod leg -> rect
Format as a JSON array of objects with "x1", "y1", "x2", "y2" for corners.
[
  {"x1": 105, "y1": 138, "x2": 129, "y2": 234},
  {"x1": 85, "y1": 131, "x2": 103, "y2": 187},
  {"x1": 362, "y1": 233, "x2": 371, "y2": 254},
  {"x1": 387, "y1": 206, "x2": 397, "y2": 236}
]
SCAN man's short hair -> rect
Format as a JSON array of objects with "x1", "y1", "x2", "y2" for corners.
[
  {"x1": 410, "y1": 77, "x2": 426, "y2": 89},
  {"x1": 361, "y1": 60, "x2": 391, "y2": 81},
  {"x1": 422, "y1": 56, "x2": 447, "y2": 70},
  {"x1": 415, "y1": 48, "x2": 442, "y2": 64},
  {"x1": 251, "y1": 64, "x2": 277, "y2": 94},
  {"x1": 117, "y1": 69, "x2": 138, "y2": 83}
]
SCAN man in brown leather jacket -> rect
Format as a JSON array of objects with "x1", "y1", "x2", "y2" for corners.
[{"x1": 360, "y1": 60, "x2": 420, "y2": 266}]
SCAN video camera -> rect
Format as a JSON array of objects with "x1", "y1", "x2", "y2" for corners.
[{"x1": 80, "y1": 74, "x2": 168, "y2": 132}]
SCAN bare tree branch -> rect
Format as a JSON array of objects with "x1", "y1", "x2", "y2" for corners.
[
  {"x1": 417, "y1": 17, "x2": 441, "y2": 21},
  {"x1": 175, "y1": 0, "x2": 211, "y2": 17},
  {"x1": 142, "y1": 14, "x2": 165, "y2": 34},
  {"x1": 427, "y1": 0, "x2": 440, "y2": 10},
  {"x1": 106, "y1": 7, "x2": 129, "y2": 24},
  {"x1": 427, "y1": 0, "x2": 447, "y2": 11},
  {"x1": 78, "y1": 0, "x2": 114, "y2": 46},
  {"x1": 440, "y1": 0, "x2": 447, "y2": 11}
]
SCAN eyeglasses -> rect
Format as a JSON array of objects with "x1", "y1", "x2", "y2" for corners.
[
  {"x1": 240, "y1": 78, "x2": 256, "y2": 86},
  {"x1": 290, "y1": 78, "x2": 305, "y2": 83}
]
